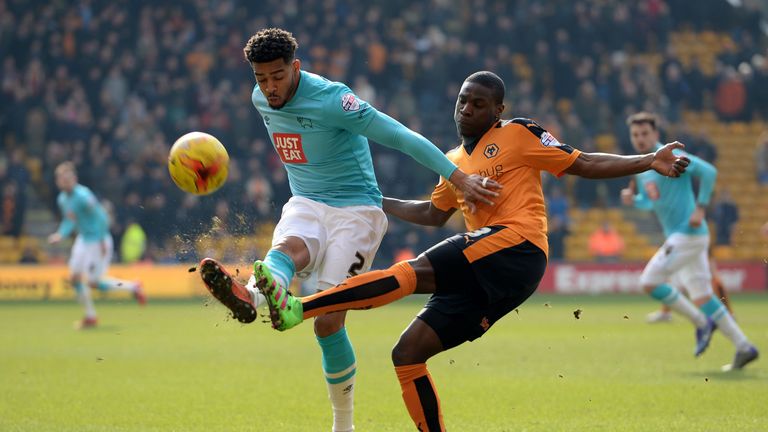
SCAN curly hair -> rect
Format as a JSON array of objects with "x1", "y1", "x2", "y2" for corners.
[{"x1": 243, "y1": 28, "x2": 298, "y2": 64}]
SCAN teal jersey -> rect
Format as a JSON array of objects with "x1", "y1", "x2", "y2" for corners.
[
  {"x1": 252, "y1": 70, "x2": 457, "y2": 207},
  {"x1": 633, "y1": 143, "x2": 717, "y2": 237},
  {"x1": 56, "y1": 184, "x2": 109, "y2": 243}
]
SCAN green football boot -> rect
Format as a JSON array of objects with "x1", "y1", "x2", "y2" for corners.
[{"x1": 252, "y1": 260, "x2": 304, "y2": 331}]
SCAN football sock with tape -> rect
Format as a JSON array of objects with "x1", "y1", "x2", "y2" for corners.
[
  {"x1": 700, "y1": 296, "x2": 750, "y2": 350},
  {"x1": 75, "y1": 281, "x2": 97, "y2": 318},
  {"x1": 263, "y1": 249, "x2": 295, "y2": 289},
  {"x1": 650, "y1": 284, "x2": 707, "y2": 327},
  {"x1": 711, "y1": 275, "x2": 733, "y2": 313},
  {"x1": 96, "y1": 278, "x2": 137, "y2": 292},
  {"x1": 300, "y1": 262, "x2": 417, "y2": 320},
  {"x1": 395, "y1": 363, "x2": 445, "y2": 432},
  {"x1": 318, "y1": 327, "x2": 356, "y2": 432}
]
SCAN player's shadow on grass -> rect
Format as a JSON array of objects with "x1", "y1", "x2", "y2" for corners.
[
  {"x1": 680, "y1": 370, "x2": 761, "y2": 381},
  {"x1": 79, "y1": 324, "x2": 121, "y2": 333}
]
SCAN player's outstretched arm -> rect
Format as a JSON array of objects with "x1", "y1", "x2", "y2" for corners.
[
  {"x1": 362, "y1": 111, "x2": 499, "y2": 210},
  {"x1": 620, "y1": 178, "x2": 653, "y2": 210},
  {"x1": 565, "y1": 141, "x2": 690, "y2": 179},
  {"x1": 620, "y1": 179, "x2": 636, "y2": 206},
  {"x1": 382, "y1": 197, "x2": 456, "y2": 227}
]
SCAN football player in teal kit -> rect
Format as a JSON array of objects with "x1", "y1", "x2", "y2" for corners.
[
  {"x1": 622, "y1": 112, "x2": 758, "y2": 370},
  {"x1": 48, "y1": 162, "x2": 146, "y2": 329},
  {"x1": 199, "y1": 28, "x2": 495, "y2": 432}
]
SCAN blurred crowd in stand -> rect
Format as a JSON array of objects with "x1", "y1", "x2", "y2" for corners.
[{"x1": 0, "y1": 0, "x2": 766, "y2": 264}]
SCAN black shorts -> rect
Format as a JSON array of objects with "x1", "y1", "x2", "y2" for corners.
[{"x1": 418, "y1": 226, "x2": 547, "y2": 350}]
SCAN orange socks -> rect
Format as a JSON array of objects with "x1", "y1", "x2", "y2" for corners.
[
  {"x1": 395, "y1": 364, "x2": 445, "y2": 431},
  {"x1": 301, "y1": 261, "x2": 417, "y2": 319},
  {"x1": 299, "y1": 263, "x2": 444, "y2": 430}
]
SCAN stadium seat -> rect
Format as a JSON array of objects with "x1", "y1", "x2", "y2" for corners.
[
  {"x1": 0, "y1": 236, "x2": 16, "y2": 249},
  {"x1": 713, "y1": 245, "x2": 735, "y2": 260},
  {"x1": 595, "y1": 134, "x2": 617, "y2": 153}
]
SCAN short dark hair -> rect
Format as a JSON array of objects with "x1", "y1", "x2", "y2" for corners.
[
  {"x1": 465, "y1": 71, "x2": 505, "y2": 104},
  {"x1": 243, "y1": 28, "x2": 298, "y2": 64},
  {"x1": 626, "y1": 112, "x2": 658, "y2": 130}
]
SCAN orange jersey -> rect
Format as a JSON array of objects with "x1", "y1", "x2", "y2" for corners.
[{"x1": 430, "y1": 119, "x2": 580, "y2": 256}]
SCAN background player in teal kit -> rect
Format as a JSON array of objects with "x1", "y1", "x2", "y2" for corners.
[
  {"x1": 621, "y1": 112, "x2": 758, "y2": 370},
  {"x1": 48, "y1": 162, "x2": 146, "y2": 329},
  {"x1": 198, "y1": 28, "x2": 495, "y2": 432}
]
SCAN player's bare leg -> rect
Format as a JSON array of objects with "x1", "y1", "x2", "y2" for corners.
[
  {"x1": 646, "y1": 305, "x2": 673, "y2": 323},
  {"x1": 258, "y1": 255, "x2": 436, "y2": 430},
  {"x1": 313, "y1": 310, "x2": 356, "y2": 432},
  {"x1": 90, "y1": 278, "x2": 147, "y2": 306},
  {"x1": 711, "y1": 273, "x2": 733, "y2": 314},
  {"x1": 253, "y1": 236, "x2": 363, "y2": 432},
  {"x1": 645, "y1": 283, "x2": 715, "y2": 356},
  {"x1": 72, "y1": 272, "x2": 98, "y2": 329},
  {"x1": 691, "y1": 293, "x2": 759, "y2": 371}
]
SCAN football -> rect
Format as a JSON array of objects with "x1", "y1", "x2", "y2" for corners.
[{"x1": 167, "y1": 132, "x2": 229, "y2": 195}]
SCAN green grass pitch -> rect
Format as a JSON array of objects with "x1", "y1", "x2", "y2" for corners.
[{"x1": 1, "y1": 294, "x2": 767, "y2": 431}]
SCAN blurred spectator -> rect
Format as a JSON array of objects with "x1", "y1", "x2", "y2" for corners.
[
  {"x1": 1, "y1": 180, "x2": 22, "y2": 237},
  {"x1": 1, "y1": 148, "x2": 29, "y2": 237},
  {"x1": 7, "y1": 148, "x2": 30, "y2": 189},
  {"x1": 548, "y1": 215, "x2": 569, "y2": 261},
  {"x1": 560, "y1": 112, "x2": 587, "y2": 152},
  {"x1": 0, "y1": 0, "x2": 765, "y2": 263},
  {"x1": 711, "y1": 188, "x2": 739, "y2": 246},
  {"x1": 392, "y1": 246, "x2": 417, "y2": 264},
  {"x1": 752, "y1": 55, "x2": 768, "y2": 119},
  {"x1": 661, "y1": 63, "x2": 689, "y2": 122},
  {"x1": 714, "y1": 66, "x2": 747, "y2": 121},
  {"x1": 756, "y1": 132, "x2": 768, "y2": 185},
  {"x1": 572, "y1": 138, "x2": 603, "y2": 208},
  {"x1": 392, "y1": 231, "x2": 420, "y2": 264},
  {"x1": 588, "y1": 221, "x2": 625, "y2": 262},
  {"x1": 19, "y1": 244, "x2": 39, "y2": 264},
  {"x1": 574, "y1": 80, "x2": 600, "y2": 128},
  {"x1": 684, "y1": 58, "x2": 709, "y2": 110},
  {"x1": 120, "y1": 220, "x2": 147, "y2": 264},
  {"x1": 547, "y1": 185, "x2": 570, "y2": 226},
  {"x1": 690, "y1": 132, "x2": 718, "y2": 164}
]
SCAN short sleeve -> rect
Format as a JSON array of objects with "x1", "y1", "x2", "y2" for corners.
[
  {"x1": 511, "y1": 118, "x2": 581, "y2": 176},
  {"x1": 430, "y1": 176, "x2": 459, "y2": 211},
  {"x1": 324, "y1": 85, "x2": 378, "y2": 135}
]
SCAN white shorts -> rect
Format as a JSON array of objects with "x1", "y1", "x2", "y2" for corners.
[
  {"x1": 69, "y1": 235, "x2": 113, "y2": 282},
  {"x1": 640, "y1": 233, "x2": 712, "y2": 299},
  {"x1": 272, "y1": 196, "x2": 388, "y2": 291}
]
